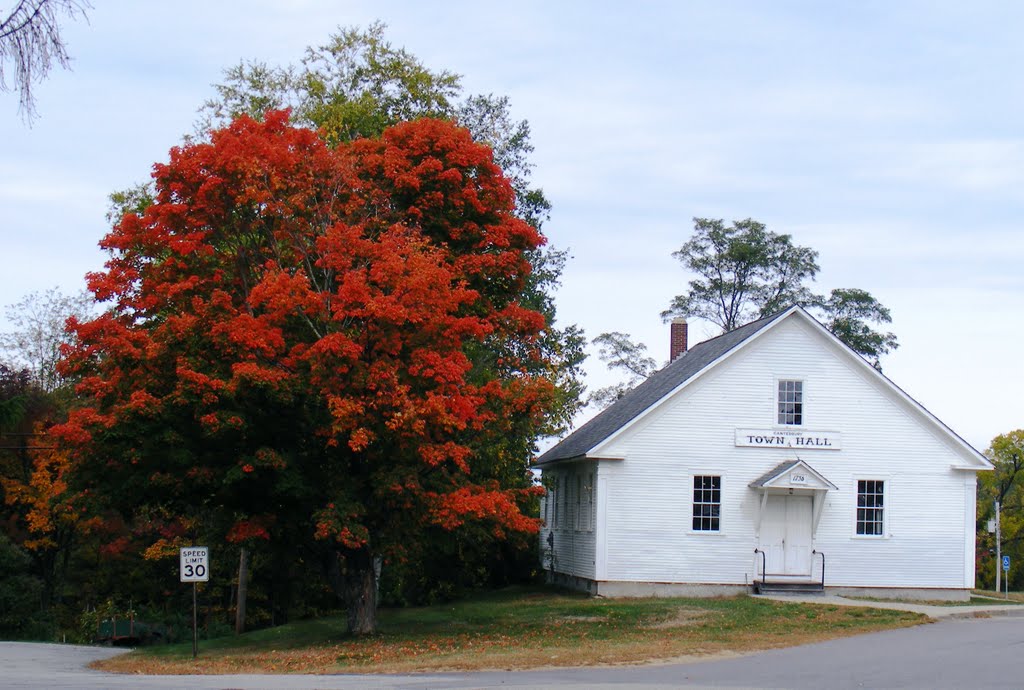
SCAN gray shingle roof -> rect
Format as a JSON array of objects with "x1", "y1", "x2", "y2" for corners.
[
  {"x1": 748, "y1": 460, "x2": 802, "y2": 487},
  {"x1": 535, "y1": 309, "x2": 790, "y2": 465},
  {"x1": 748, "y1": 458, "x2": 838, "y2": 490}
]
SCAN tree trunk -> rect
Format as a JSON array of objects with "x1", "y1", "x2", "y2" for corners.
[
  {"x1": 235, "y1": 547, "x2": 249, "y2": 635},
  {"x1": 341, "y1": 547, "x2": 377, "y2": 635}
]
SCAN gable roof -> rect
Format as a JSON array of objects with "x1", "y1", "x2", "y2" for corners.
[
  {"x1": 535, "y1": 305, "x2": 992, "y2": 470},
  {"x1": 749, "y1": 459, "x2": 838, "y2": 491},
  {"x1": 534, "y1": 308, "x2": 790, "y2": 465}
]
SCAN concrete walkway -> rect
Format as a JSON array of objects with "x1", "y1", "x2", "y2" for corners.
[{"x1": 757, "y1": 592, "x2": 1024, "y2": 619}]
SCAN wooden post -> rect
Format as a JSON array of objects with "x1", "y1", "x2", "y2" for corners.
[{"x1": 235, "y1": 547, "x2": 249, "y2": 635}]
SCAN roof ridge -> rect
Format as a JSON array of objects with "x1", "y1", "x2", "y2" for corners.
[{"x1": 534, "y1": 307, "x2": 793, "y2": 465}]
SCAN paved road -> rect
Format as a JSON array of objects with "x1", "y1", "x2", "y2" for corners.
[{"x1": 5, "y1": 616, "x2": 1024, "y2": 689}]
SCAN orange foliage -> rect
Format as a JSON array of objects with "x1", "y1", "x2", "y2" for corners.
[
  {"x1": 226, "y1": 517, "x2": 273, "y2": 543},
  {"x1": 54, "y1": 111, "x2": 555, "y2": 567},
  {"x1": 430, "y1": 484, "x2": 543, "y2": 538},
  {"x1": 1, "y1": 425, "x2": 98, "y2": 552}
]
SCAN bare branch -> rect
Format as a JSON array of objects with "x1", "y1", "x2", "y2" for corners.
[{"x1": 0, "y1": 0, "x2": 91, "y2": 122}]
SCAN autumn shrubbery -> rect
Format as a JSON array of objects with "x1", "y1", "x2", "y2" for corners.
[
  {"x1": 379, "y1": 530, "x2": 544, "y2": 607},
  {"x1": 0, "y1": 534, "x2": 50, "y2": 640}
]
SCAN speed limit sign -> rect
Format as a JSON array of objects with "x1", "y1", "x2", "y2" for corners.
[{"x1": 180, "y1": 546, "x2": 210, "y2": 582}]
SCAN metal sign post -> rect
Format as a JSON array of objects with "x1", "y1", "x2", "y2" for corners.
[
  {"x1": 1003, "y1": 555, "x2": 1011, "y2": 600},
  {"x1": 192, "y1": 582, "x2": 197, "y2": 658},
  {"x1": 180, "y1": 547, "x2": 210, "y2": 659}
]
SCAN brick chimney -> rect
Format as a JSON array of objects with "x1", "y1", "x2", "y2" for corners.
[{"x1": 670, "y1": 318, "x2": 688, "y2": 360}]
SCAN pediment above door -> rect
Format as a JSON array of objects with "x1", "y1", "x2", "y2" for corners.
[{"x1": 749, "y1": 459, "x2": 837, "y2": 492}]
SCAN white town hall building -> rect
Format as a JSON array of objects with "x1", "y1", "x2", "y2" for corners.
[{"x1": 536, "y1": 306, "x2": 991, "y2": 599}]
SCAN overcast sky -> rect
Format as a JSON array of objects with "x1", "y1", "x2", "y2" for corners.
[{"x1": 3, "y1": 1, "x2": 1021, "y2": 451}]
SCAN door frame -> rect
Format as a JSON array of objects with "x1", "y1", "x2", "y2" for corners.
[{"x1": 759, "y1": 493, "x2": 814, "y2": 576}]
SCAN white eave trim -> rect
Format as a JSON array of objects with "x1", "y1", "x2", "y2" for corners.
[
  {"x1": 532, "y1": 454, "x2": 623, "y2": 469},
  {"x1": 785, "y1": 309, "x2": 993, "y2": 472}
]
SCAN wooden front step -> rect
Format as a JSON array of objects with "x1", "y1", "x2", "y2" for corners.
[{"x1": 753, "y1": 580, "x2": 824, "y2": 595}]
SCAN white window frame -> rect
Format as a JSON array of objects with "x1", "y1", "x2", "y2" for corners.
[
  {"x1": 691, "y1": 474, "x2": 723, "y2": 534},
  {"x1": 854, "y1": 478, "x2": 887, "y2": 538},
  {"x1": 776, "y1": 378, "x2": 805, "y2": 426}
]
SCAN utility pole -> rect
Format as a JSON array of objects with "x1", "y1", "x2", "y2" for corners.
[{"x1": 995, "y1": 500, "x2": 1002, "y2": 596}]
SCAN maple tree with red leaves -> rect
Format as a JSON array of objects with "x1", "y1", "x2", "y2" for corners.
[{"x1": 56, "y1": 111, "x2": 558, "y2": 634}]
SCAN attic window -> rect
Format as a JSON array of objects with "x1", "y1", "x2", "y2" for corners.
[{"x1": 777, "y1": 380, "x2": 803, "y2": 425}]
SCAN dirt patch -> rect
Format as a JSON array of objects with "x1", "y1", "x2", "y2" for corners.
[
  {"x1": 641, "y1": 649, "x2": 750, "y2": 666},
  {"x1": 558, "y1": 615, "x2": 609, "y2": 623},
  {"x1": 642, "y1": 608, "x2": 707, "y2": 629}
]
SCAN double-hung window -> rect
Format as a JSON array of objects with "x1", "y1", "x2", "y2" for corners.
[
  {"x1": 692, "y1": 475, "x2": 721, "y2": 532},
  {"x1": 856, "y1": 480, "x2": 885, "y2": 536},
  {"x1": 778, "y1": 380, "x2": 803, "y2": 425}
]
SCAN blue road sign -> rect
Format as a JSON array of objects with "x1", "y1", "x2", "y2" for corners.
[{"x1": 1003, "y1": 555, "x2": 1011, "y2": 571}]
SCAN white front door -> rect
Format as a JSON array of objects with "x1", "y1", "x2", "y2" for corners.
[{"x1": 760, "y1": 495, "x2": 813, "y2": 576}]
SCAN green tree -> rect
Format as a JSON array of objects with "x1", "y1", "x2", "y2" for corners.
[
  {"x1": 586, "y1": 332, "x2": 657, "y2": 409},
  {"x1": 194, "y1": 23, "x2": 552, "y2": 227},
  {"x1": 198, "y1": 23, "x2": 458, "y2": 141},
  {"x1": 818, "y1": 288, "x2": 898, "y2": 370},
  {"x1": 662, "y1": 218, "x2": 819, "y2": 332},
  {"x1": 0, "y1": 365, "x2": 36, "y2": 527},
  {"x1": 977, "y1": 430, "x2": 1024, "y2": 591},
  {"x1": 0, "y1": 533, "x2": 44, "y2": 638},
  {"x1": 663, "y1": 217, "x2": 898, "y2": 367}
]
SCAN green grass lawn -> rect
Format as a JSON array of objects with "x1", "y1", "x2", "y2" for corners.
[
  {"x1": 842, "y1": 594, "x2": 1024, "y2": 606},
  {"x1": 95, "y1": 586, "x2": 926, "y2": 675},
  {"x1": 971, "y1": 590, "x2": 1024, "y2": 604}
]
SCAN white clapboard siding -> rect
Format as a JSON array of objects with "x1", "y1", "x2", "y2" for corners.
[
  {"x1": 590, "y1": 315, "x2": 979, "y2": 589},
  {"x1": 539, "y1": 463, "x2": 597, "y2": 579}
]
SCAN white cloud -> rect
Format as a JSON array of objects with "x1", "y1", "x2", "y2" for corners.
[
  {"x1": 2, "y1": 0, "x2": 1021, "y2": 452},
  {"x1": 867, "y1": 140, "x2": 1024, "y2": 197}
]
